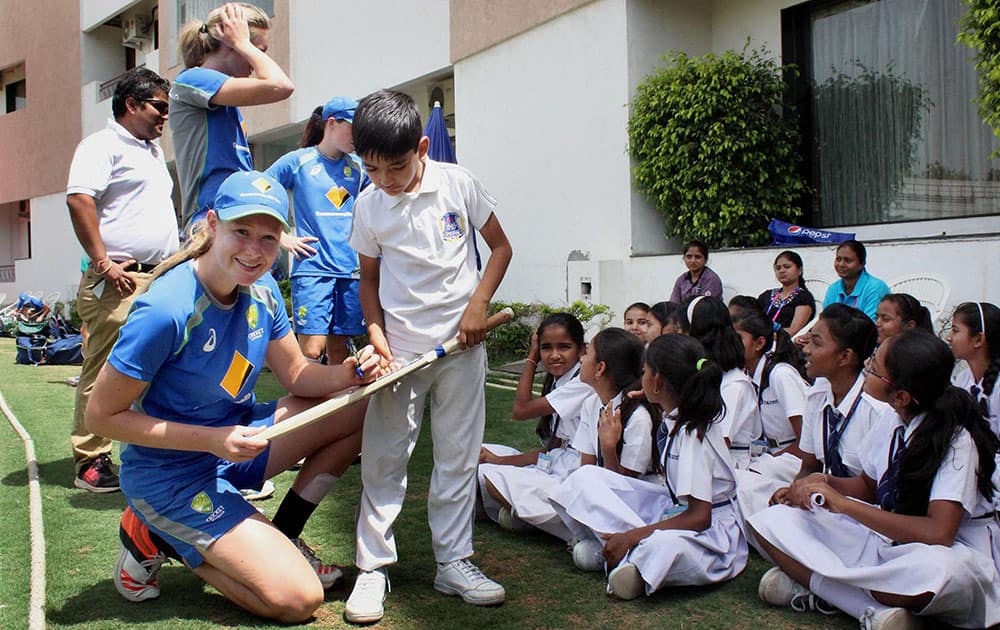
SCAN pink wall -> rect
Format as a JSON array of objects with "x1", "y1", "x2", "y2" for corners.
[{"x1": 0, "y1": 0, "x2": 81, "y2": 204}]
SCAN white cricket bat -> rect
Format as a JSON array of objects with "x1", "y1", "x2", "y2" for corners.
[{"x1": 257, "y1": 307, "x2": 515, "y2": 441}]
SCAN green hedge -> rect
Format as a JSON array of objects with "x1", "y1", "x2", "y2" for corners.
[{"x1": 486, "y1": 300, "x2": 613, "y2": 362}]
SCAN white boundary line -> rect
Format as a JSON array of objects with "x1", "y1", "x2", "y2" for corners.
[{"x1": 0, "y1": 389, "x2": 46, "y2": 630}]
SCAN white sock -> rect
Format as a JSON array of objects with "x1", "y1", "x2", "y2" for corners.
[
  {"x1": 298, "y1": 473, "x2": 338, "y2": 503},
  {"x1": 810, "y1": 574, "x2": 887, "y2": 619}
]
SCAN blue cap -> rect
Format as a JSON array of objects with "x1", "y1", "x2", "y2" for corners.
[
  {"x1": 213, "y1": 171, "x2": 289, "y2": 229},
  {"x1": 321, "y1": 96, "x2": 357, "y2": 123}
]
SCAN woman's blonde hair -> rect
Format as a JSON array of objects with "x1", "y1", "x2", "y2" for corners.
[
  {"x1": 177, "y1": 3, "x2": 270, "y2": 68},
  {"x1": 150, "y1": 221, "x2": 213, "y2": 281}
]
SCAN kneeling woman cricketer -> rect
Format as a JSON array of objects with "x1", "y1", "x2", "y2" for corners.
[{"x1": 86, "y1": 171, "x2": 381, "y2": 623}]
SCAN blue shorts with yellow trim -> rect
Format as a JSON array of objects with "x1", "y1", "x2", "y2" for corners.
[
  {"x1": 125, "y1": 401, "x2": 277, "y2": 569},
  {"x1": 291, "y1": 276, "x2": 364, "y2": 337}
]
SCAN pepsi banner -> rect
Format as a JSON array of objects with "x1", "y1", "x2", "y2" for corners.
[{"x1": 768, "y1": 219, "x2": 855, "y2": 245}]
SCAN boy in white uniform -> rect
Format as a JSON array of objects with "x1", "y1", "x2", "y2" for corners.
[{"x1": 344, "y1": 90, "x2": 513, "y2": 624}]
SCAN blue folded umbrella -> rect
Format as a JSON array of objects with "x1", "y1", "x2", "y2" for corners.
[{"x1": 424, "y1": 102, "x2": 456, "y2": 164}]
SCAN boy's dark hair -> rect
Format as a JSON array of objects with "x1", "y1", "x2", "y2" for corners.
[
  {"x1": 884, "y1": 330, "x2": 998, "y2": 515},
  {"x1": 353, "y1": 89, "x2": 423, "y2": 159},
  {"x1": 686, "y1": 296, "x2": 745, "y2": 371},
  {"x1": 645, "y1": 334, "x2": 724, "y2": 441},
  {"x1": 112, "y1": 67, "x2": 170, "y2": 118},
  {"x1": 819, "y1": 303, "x2": 878, "y2": 369},
  {"x1": 837, "y1": 239, "x2": 868, "y2": 265}
]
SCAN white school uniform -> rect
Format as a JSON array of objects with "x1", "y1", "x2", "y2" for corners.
[
  {"x1": 570, "y1": 391, "x2": 656, "y2": 476},
  {"x1": 477, "y1": 365, "x2": 595, "y2": 533},
  {"x1": 550, "y1": 411, "x2": 748, "y2": 594},
  {"x1": 952, "y1": 367, "x2": 1000, "y2": 510},
  {"x1": 752, "y1": 359, "x2": 807, "y2": 450},
  {"x1": 348, "y1": 159, "x2": 496, "y2": 570},
  {"x1": 749, "y1": 412, "x2": 1000, "y2": 628},
  {"x1": 719, "y1": 368, "x2": 762, "y2": 469},
  {"x1": 798, "y1": 374, "x2": 891, "y2": 476}
]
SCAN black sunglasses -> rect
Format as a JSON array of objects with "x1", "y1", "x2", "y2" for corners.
[{"x1": 143, "y1": 99, "x2": 169, "y2": 115}]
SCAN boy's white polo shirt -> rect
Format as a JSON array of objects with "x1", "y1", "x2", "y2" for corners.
[{"x1": 349, "y1": 159, "x2": 496, "y2": 353}]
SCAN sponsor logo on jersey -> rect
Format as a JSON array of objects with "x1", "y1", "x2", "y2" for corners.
[
  {"x1": 220, "y1": 350, "x2": 254, "y2": 398},
  {"x1": 203, "y1": 328, "x2": 217, "y2": 352},
  {"x1": 206, "y1": 505, "x2": 226, "y2": 523},
  {"x1": 310, "y1": 164, "x2": 322, "y2": 177},
  {"x1": 251, "y1": 177, "x2": 272, "y2": 193},
  {"x1": 191, "y1": 491, "x2": 213, "y2": 514},
  {"x1": 439, "y1": 211, "x2": 465, "y2": 241},
  {"x1": 326, "y1": 186, "x2": 350, "y2": 209},
  {"x1": 343, "y1": 166, "x2": 354, "y2": 180},
  {"x1": 247, "y1": 304, "x2": 259, "y2": 330}
]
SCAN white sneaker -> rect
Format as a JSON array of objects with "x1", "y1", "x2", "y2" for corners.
[
  {"x1": 239, "y1": 479, "x2": 275, "y2": 501},
  {"x1": 292, "y1": 538, "x2": 343, "y2": 589},
  {"x1": 572, "y1": 538, "x2": 605, "y2": 572},
  {"x1": 433, "y1": 559, "x2": 505, "y2": 605},
  {"x1": 758, "y1": 567, "x2": 836, "y2": 614},
  {"x1": 606, "y1": 562, "x2": 644, "y2": 600},
  {"x1": 498, "y1": 507, "x2": 531, "y2": 533},
  {"x1": 859, "y1": 606, "x2": 924, "y2": 630},
  {"x1": 344, "y1": 569, "x2": 389, "y2": 624}
]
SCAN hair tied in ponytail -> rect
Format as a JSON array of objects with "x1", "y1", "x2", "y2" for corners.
[
  {"x1": 199, "y1": 22, "x2": 209, "y2": 33},
  {"x1": 696, "y1": 358, "x2": 708, "y2": 371}
]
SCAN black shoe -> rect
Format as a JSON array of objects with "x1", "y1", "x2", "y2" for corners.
[{"x1": 74, "y1": 454, "x2": 120, "y2": 493}]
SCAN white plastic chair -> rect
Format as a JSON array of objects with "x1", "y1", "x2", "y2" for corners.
[
  {"x1": 888, "y1": 274, "x2": 950, "y2": 323},
  {"x1": 42, "y1": 291, "x2": 60, "y2": 308}
]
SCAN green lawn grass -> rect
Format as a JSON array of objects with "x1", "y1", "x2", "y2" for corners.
[{"x1": 0, "y1": 338, "x2": 853, "y2": 628}]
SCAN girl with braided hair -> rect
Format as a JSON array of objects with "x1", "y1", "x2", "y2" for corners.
[
  {"x1": 749, "y1": 329, "x2": 1000, "y2": 628},
  {"x1": 949, "y1": 302, "x2": 1000, "y2": 437}
]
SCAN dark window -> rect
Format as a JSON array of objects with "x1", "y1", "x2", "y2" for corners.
[
  {"x1": 783, "y1": 0, "x2": 1000, "y2": 227},
  {"x1": 5, "y1": 78, "x2": 25, "y2": 113}
]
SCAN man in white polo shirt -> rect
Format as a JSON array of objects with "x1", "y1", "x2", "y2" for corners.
[{"x1": 66, "y1": 67, "x2": 179, "y2": 492}]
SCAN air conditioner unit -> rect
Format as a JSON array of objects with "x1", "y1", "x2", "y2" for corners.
[{"x1": 122, "y1": 15, "x2": 150, "y2": 49}]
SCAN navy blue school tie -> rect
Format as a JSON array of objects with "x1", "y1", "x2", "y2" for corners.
[
  {"x1": 824, "y1": 406, "x2": 850, "y2": 477},
  {"x1": 875, "y1": 425, "x2": 907, "y2": 512}
]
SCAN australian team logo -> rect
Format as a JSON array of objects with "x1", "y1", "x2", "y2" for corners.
[
  {"x1": 246, "y1": 304, "x2": 259, "y2": 330},
  {"x1": 440, "y1": 212, "x2": 466, "y2": 242},
  {"x1": 296, "y1": 305, "x2": 308, "y2": 326},
  {"x1": 191, "y1": 491, "x2": 213, "y2": 514}
]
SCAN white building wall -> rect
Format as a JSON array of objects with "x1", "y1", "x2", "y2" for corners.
[
  {"x1": 455, "y1": 0, "x2": 632, "y2": 304},
  {"x1": 286, "y1": 0, "x2": 451, "y2": 123},
  {"x1": 0, "y1": 193, "x2": 82, "y2": 306}
]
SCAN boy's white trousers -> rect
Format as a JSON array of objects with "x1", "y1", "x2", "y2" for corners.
[{"x1": 355, "y1": 344, "x2": 487, "y2": 570}]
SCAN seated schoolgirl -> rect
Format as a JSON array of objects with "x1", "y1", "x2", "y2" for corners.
[
  {"x1": 644, "y1": 301, "x2": 684, "y2": 344},
  {"x1": 685, "y1": 296, "x2": 761, "y2": 468},
  {"x1": 478, "y1": 313, "x2": 595, "y2": 533},
  {"x1": 85, "y1": 172, "x2": 381, "y2": 623},
  {"x1": 623, "y1": 302, "x2": 651, "y2": 340},
  {"x1": 550, "y1": 334, "x2": 747, "y2": 600},
  {"x1": 749, "y1": 329, "x2": 1000, "y2": 629},
  {"x1": 948, "y1": 301, "x2": 1000, "y2": 437},
  {"x1": 757, "y1": 250, "x2": 816, "y2": 336},
  {"x1": 874, "y1": 293, "x2": 933, "y2": 345},
  {"x1": 765, "y1": 304, "x2": 889, "y2": 512},
  {"x1": 732, "y1": 307, "x2": 807, "y2": 458}
]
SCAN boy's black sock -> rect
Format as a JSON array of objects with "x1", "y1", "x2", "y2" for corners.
[{"x1": 271, "y1": 489, "x2": 317, "y2": 540}]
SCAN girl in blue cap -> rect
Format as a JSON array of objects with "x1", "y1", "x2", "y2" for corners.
[
  {"x1": 86, "y1": 171, "x2": 381, "y2": 623},
  {"x1": 266, "y1": 96, "x2": 369, "y2": 365}
]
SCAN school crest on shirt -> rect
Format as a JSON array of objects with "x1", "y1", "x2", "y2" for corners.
[
  {"x1": 325, "y1": 186, "x2": 350, "y2": 209},
  {"x1": 439, "y1": 212, "x2": 465, "y2": 242}
]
